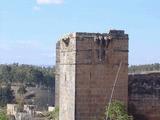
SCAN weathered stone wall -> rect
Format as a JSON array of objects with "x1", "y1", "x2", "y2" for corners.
[
  {"x1": 128, "y1": 72, "x2": 160, "y2": 120},
  {"x1": 55, "y1": 41, "x2": 60, "y2": 107},
  {"x1": 56, "y1": 30, "x2": 128, "y2": 120},
  {"x1": 75, "y1": 31, "x2": 128, "y2": 120},
  {"x1": 58, "y1": 33, "x2": 76, "y2": 120}
]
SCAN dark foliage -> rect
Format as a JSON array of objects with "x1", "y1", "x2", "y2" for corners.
[
  {"x1": 0, "y1": 85, "x2": 15, "y2": 106},
  {"x1": 129, "y1": 73, "x2": 160, "y2": 96},
  {"x1": 17, "y1": 85, "x2": 27, "y2": 96}
]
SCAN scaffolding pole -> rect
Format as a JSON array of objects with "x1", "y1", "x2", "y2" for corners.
[{"x1": 106, "y1": 61, "x2": 122, "y2": 120}]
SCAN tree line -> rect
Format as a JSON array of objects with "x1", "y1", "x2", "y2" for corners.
[
  {"x1": 129, "y1": 63, "x2": 160, "y2": 73},
  {"x1": 0, "y1": 63, "x2": 55, "y2": 88}
]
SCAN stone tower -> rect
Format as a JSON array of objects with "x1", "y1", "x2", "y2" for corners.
[{"x1": 55, "y1": 30, "x2": 129, "y2": 120}]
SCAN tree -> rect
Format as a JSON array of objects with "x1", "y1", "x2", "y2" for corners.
[
  {"x1": 105, "y1": 101, "x2": 133, "y2": 120},
  {"x1": 0, "y1": 85, "x2": 15, "y2": 106},
  {"x1": 0, "y1": 65, "x2": 12, "y2": 83},
  {"x1": 0, "y1": 64, "x2": 55, "y2": 88},
  {"x1": 129, "y1": 63, "x2": 160, "y2": 73},
  {"x1": 17, "y1": 85, "x2": 27, "y2": 96}
]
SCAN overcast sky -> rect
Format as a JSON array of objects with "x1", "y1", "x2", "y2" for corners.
[{"x1": 0, "y1": 0, "x2": 160, "y2": 66}]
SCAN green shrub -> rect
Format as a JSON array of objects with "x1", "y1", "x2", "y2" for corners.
[{"x1": 105, "y1": 101, "x2": 133, "y2": 120}]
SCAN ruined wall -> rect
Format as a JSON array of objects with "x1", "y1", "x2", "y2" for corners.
[
  {"x1": 56, "y1": 30, "x2": 128, "y2": 120},
  {"x1": 128, "y1": 72, "x2": 160, "y2": 120}
]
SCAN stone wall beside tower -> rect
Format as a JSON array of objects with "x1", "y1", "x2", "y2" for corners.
[
  {"x1": 129, "y1": 73, "x2": 160, "y2": 120},
  {"x1": 55, "y1": 30, "x2": 129, "y2": 120}
]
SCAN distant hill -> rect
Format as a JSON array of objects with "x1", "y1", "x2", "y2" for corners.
[
  {"x1": 129, "y1": 63, "x2": 160, "y2": 74},
  {"x1": 0, "y1": 63, "x2": 55, "y2": 88}
]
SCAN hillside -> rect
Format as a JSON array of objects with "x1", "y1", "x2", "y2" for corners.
[
  {"x1": 0, "y1": 63, "x2": 55, "y2": 88},
  {"x1": 0, "y1": 63, "x2": 55, "y2": 109}
]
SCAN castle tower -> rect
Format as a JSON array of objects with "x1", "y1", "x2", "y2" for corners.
[{"x1": 55, "y1": 30, "x2": 129, "y2": 120}]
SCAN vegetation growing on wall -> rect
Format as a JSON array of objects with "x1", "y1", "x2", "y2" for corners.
[
  {"x1": 105, "y1": 101, "x2": 133, "y2": 120},
  {"x1": 47, "y1": 107, "x2": 59, "y2": 120}
]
